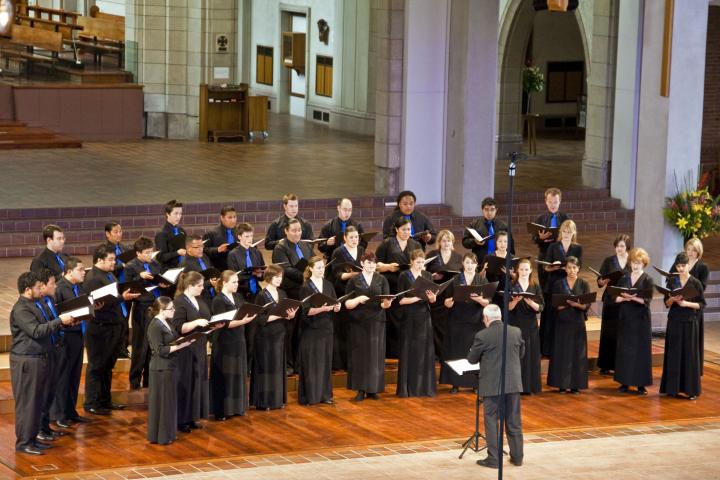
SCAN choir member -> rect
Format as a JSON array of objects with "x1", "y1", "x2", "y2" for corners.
[
  {"x1": 228, "y1": 222, "x2": 265, "y2": 300},
  {"x1": 35, "y1": 270, "x2": 64, "y2": 441},
  {"x1": 203, "y1": 205, "x2": 238, "y2": 271},
  {"x1": 660, "y1": 253, "x2": 705, "y2": 400},
  {"x1": 462, "y1": 197, "x2": 514, "y2": 261},
  {"x1": 481, "y1": 230, "x2": 516, "y2": 288},
  {"x1": 439, "y1": 253, "x2": 489, "y2": 393},
  {"x1": 124, "y1": 236, "x2": 166, "y2": 390},
  {"x1": 318, "y1": 197, "x2": 366, "y2": 260},
  {"x1": 181, "y1": 235, "x2": 219, "y2": 302},
  {"x1": 614, "y1": 248, "x2": 654, "y2": 394},
  {"x1": 104, "y1": 222, "x2": 130, "y2": 358},
  {"x1": 396, "y1": 250, "x2": 437, "y2": 397},
  {"x1": 508, "y1": 258, "x2": 543, "y2": 394},
  {"x1": 251, "y1": 265, "x2": 299, "y2": 410},
  {"x1": 297, "y1": 256, "x2": 338, "y2": 405},
  {"x1": 381, "y1": 190, "x2": 436, "y2": 250},
  {"x1": 52, "y1": 257, "x2": 90, "y2": 427},
  {"x1": 425, "y1": 229, "x2": 462, "y2": 362},
  {"x1": 30, "y1": 224, "x2": 68, "y2": 281},
  {"x1": 83, "y1": 244, "x2": 139, "y2": 415},
  {"x1": 264, "y1": 193, "x2": 314, "y2": 251},
  {"x1": 329, "y1": 226, "x2": 365, "y2": 370},
  {"x1": 531, "y1": 188, "x2": 571, "y2": 285},
  {"x1": 172, "y1": 271, "x2": 213, "y2": 431},
  {"x1": 344, "y1": 252, "x2": 393, "y2": 401},
  {"x1": 155, "y1": 199, "x2": 187, "y2": 268},
  {"x1": 147, "y1": 297, "x2": 194, "y2": 445},
  {"x1": 670, "y1": 237, "x2": 709, "y2": 373},
  {"x1": 210, "y1": 271, "x2": 256, "y2": 419},
  {"x1": 10, "y1": 272, "x2": 75, "y2": 455},
  {"x1": 541, "y1": 219, "x2": 583, "y2": 357},
  {"x1": 596, "y1": 234, "x2": 631, "y2": 375},
  {"x1": 376, "y1": 217, "x2": 423, "y2": 359},
  {"x1": 547, "y1": 256, "x2": 589, "y2": 394}
]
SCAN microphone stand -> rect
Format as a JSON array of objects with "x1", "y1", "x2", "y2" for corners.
[{"x1": 497, "y1": 151, "x2": 524, "y2": 480}]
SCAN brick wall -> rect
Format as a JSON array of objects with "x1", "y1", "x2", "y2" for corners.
[{"x1": 701, "y1": 6, "x2": 720, "y2": 170}]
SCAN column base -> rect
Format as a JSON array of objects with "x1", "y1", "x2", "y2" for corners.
[
  {"x1": 581, "y1": 161, "x2": 609, "y2": 188},
  {"x1": 145, "y1": 113, "x2": 199, "y2": 140}
]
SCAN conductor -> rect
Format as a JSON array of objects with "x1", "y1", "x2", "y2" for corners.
[{"x1": 467, "y1": 304, "x2": 524, "y2": 469}]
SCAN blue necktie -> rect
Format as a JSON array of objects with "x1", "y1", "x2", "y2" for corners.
[
  {"x1": 114, "y1": 244, "x2": 125, "y2": 282},
  {"x1": 404, "y1": 215, "x2": 415, "y2": 236},
  {"x1": 55, "y1": 253, "x2": 65, "y2": 271},
  {"x1": 486, "y1": 221, "x2": 496, "y2": 254},
  {"x1": 35, "y1": 301, "x2": 56, "y2": 345},
  {"x1": 226, "y1": 229, "x2": 234, "y2": 244},
  {"x1": 173, "y1": 226, "x2": 184, "y2": 263},
  {"x1": 198, "y1": 258, "x2": 215, "y2": 297},
  {"x1": 108, "y1": 273, "x2": 128, "y2": 318},
  {"x1": 71, "y1": 284, "x2": 85, "y2": 334},
  {"x1": 340, "y1": 220, "x2": 347, "y2": 233},
  {"x1": 144, "y1": 263, "x2": 161, "y2": 298},
  {"x1": 550, "y1": 214, "x2": 558, "y2": 228},
  {"x1": 295, "y1": 243, "x2": 304, "y2": 260},
  {"x1": 246, "y1": 249, "x2": 258, "y2": 294},
  {"x1": 44, "y1": 297, "x2": 59, "y2": 318}
]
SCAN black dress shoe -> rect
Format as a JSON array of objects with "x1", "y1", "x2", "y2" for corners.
[
  {"x1": 354, "y1": 391, "x2": 365, "y2": 402},
  {"x1": 570, "y1": 389, "x2": 580, "y2": 394},
  {"x1": 86, "y1": 407, "x2": 111, "y2": 416},
  {"x1": 188, "y1": 421, "x2": 201, "y2": 429},
  {"x1": 33, "y1": 440, "x2": 54, "y2": 449},
  {"x1": 214, "y1": 416, "x2": 227, "y2": 421},
  {"x1": 43, "y1": 429, "x2": 66, "y2": 438},
  {"x1": 689, "y1": 395, "x2": 698, "y2": 400},
  {"x1": 55, "y1": 419, "x2": 72, "y2": 429},
  {"x1": 18, "y1": 446, "x2": 44, "y2": 455},
  {"x1": 118, "y1": 349, "x2": 131, "y2": 359},
  {"x1": 322, "y1": 399, "x2": 334, "y2": 404},
  {"x1": 71, "y1": 415, "x2": 92, "y2": 423},
  {"x1": 178, "y1": 424, "x2": 192, "y2": 433},
  {"x1": 450, "y1": 387, "x2": 459, "y2": 394},
  {"x1": 108, "y1": 402, "x2": 126, "y2": 410},
  {"x1": 35, "y1": 432, "x2": 55, "y2": 442},
  {"x1": 510, "y1": 457, "x2": 523, "y2": 466},
  {"x1": 476, "y1": 458, "x2": 498, "y2": 469},
  {"x1": 618, "y1": 385, "x2": 629, "y2": 393},
  {"x1": 367, "y1": 393, "x2": 380, "y2": 400},
  {"x1": 599, "y1": 369, "x2": 610, "y2": 375},
  {"x1": 638, "y1": 387, "x2": 648, "y2": 395}
]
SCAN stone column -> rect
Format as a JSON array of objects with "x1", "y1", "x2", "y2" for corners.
[
  {"x1": 444, "y1": 0, "x2": 499, "y2": 217},
  {"x1": 582, "y1": 0, "x2": 619, "y2": 188},
  {"x1": 372, "y1": 0, "x2": 404, "y2": 195},
  {"x1": 635, "y1": 0, "x2": 708, "y2": 271}
]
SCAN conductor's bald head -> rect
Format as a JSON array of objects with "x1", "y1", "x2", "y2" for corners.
[{"x1": 483, "y1": 304, "x2": 502, "y2": 327}]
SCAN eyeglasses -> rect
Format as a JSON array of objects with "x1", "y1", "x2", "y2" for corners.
[{"x1": 164, "y1": 307, "x2": 175, "y2": 311}]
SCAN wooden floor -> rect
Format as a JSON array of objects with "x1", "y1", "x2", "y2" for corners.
[{"x1": 1, "y1": 363, "x2": 719, "y2": 478}]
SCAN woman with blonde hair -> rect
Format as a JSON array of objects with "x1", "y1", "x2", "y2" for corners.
[{"x1": 508, "y1": 258, "x2": 543, "y2": 394}]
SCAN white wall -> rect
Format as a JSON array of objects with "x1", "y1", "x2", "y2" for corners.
[{"x1": 96, "y1": 0, "x2": 126, "y2": 16}]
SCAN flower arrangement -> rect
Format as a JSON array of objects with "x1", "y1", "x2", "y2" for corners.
[
  {"x1": 663, "y1": 174, "x2": 720, "y2": 239},
  {"x1": 522, "y1": 66, "x2": 545, "y2": 95}
]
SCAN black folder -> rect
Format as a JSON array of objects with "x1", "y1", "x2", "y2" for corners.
[
  {"x1": 497, "y1": 290, "x2": 543, "y2": 303},
  {"x1": 484, "y1": 255, "x2": 523, "y2": 275},
  {"x1": 526, "y1": 222, "x2": 559, "y2": 237},
  {"x1": 551, "y1": 291, "x2": 597, "y2": 307},
  {"x1": 169, "y1": 330, "x2": 208, "y2": 346},
  {"x1": 58, "y1": 294, "x2": 94, "y2": 321},
  {"x1": 333, "y1": 261, "x2": 363, "y2": 274},
  {"x1": 265, "y1": 298, "x2": 303, "y2": 318},
  {"x1": 606, "y1": 286, "x2": 654, "y2": 299},
  {"x1": 301, "y1": 292, "x2": 340, "y2": 309},
  {"x1": 411, "y1": 276, "x2": 452, "y2": 302},
  {"x1": 234, "y1": 302, "x2": 265, "y2": 318},
  {"x1": 118, "y1": 279, "x2": 146, "y2": 295},
  {"x1": 452, "y1": 282, "x2": 499, "y2": 302},
  {"x1": 652, "y1": 265, "x2": 679, "y2": 277},
  {"x1": 200, "y1": 267, "x2": 223, "y2": 281},
  {"x1": 360, "y1": 231, "x2": 379, "y2": 243},
  {"x1": 655, "y1": 284, "x2": 700, "y2": 298},
  {"x1": 168, "y1": 233, "x2": 187, "y2": 252},
  {"x1": 588, "y1": 267, "x2": 624, "y2": 285}
]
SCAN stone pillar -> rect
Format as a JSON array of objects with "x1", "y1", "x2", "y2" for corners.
[
  {"x1": 444, "y1": 0, "x2": 499, "y2": 217},
  {"x1": 372, "y1": 0, "x2": 404, "y2": 195},
  {"x1": 609, "y1": 0, "x2": 643, "y2": 208},
  {"x1": 635, "y1": 0, "x2": 708, "y2": 271},
  {"x1": 582, "y1": 0, "x2": 619, "y2": 188}
]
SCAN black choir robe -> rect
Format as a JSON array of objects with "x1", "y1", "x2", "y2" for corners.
[
  {"x1": 171, "y1": 294, "x2": 211, "y2": 424},
  {"x1": 30, "y1": 247, "x2": 69, "y2": 281},
  {"x1": 660, "y1": 276, "x2": 705, "y2": 398},
  {"x1": 329, "y1": 244, "x2": 365, "y2": 370},
  {"x1": 597, "y1": 254, "x2": 630, "y2": 372},
  {"x1": 318, "y1": 217, "x2": 366, "y2": 259},
  {"x1": 375, "y1": 236, "x2": 422, "y2": 359},
  {"x1": 382, "y1": 209, "x2": 437, "y2": 250},
  {"x1": 344, "y1": 272, "x2": 390, "y2": 393},
  {"x1": 614, "y1": 273, "x2": 654, "y2": 387},
  {"x1": 547, "y1": 277, "x2": 590, "y2": 391},
  {"x1": 439, "y1": 272, "x2": 487, "y2": 388},
  {"x1": 462, "y1": 217, "x2": 515, "y2": 261},
  {"x1": 297, "y1": 279, "x2": 335, "y2": 404},
  {"x1": 508, "y1": 281, "x2": 544, "y2": 394},
  {"x1": 154, "y1": 222, "x2": 187, "y2": 268},
  {"x1": 227, "y1": 244, "x2": 265, "y2": 300},
  {"x1": 203, "y1": 224, "x2": 237, "y2": 271},
  {"x1": 271, "y1": 238, "x2": 315, "y2": 299},
  {"x1": 670, "y1": 257, "x2": 709, "y2": 374},
  {"x1": 541, "y1": 241, "x2": 583, "y2": 357},
  {"x1": 425, "y1": 249, "x2": 462, "y2": 362},
  {"x1": 396, "y1": 270, "x2": 436, "y2": 397},
  {"x1": 146, "y1": 316, "x2": 180, "y2": 445},
  {"x1": 180, "y1": 254, "x2": 218, "y2": 304},
  {"x1": 264, "y1": 214, "x2": 314, "y2": 251},
  {"x1": 250, "y1": 288, "x2": 288, "y2": 410},
  {"x1": 531, "y1": 210, "x2": 571, "y2": 262},
  {"x1": 210, "y1": 292, "x2": 249, "y2": 417},
  {"x1": 106, "y1": 241, "x2": 130, "y2": 282}
]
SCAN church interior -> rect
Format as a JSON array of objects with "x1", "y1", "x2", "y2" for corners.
[{"x1": 1, "y1": 0, "x2": 720, "y2": 478}]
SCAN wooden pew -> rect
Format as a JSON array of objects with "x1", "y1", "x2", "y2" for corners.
[
  {"x1": 1, "y1": 24, "x2": 63, "y2": 75},
  {"x1": 25, "y1": 4, "x2": 80, "y2": 26},
  {"x1": 76, "y1": 15, "x2": 124, "y2": 67},
  {"x1": 17, "y1": 14, "x2": 84, "y2": 41}
]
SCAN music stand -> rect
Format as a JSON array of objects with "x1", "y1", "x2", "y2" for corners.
[{"x1": 459, "y1": 371, "x2": 487, "y2": 459}]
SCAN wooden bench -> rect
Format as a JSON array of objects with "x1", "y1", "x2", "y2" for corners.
[
  {"x1": 17, "y1": 14, "x2": 84, "y2": 41},
  {"x1": 1, "y1": 25, "x2": 64, "y2": 75},
  {"x1": 76, "y1": 15, "x2": 124, "y2": 67},
  {"x1": 25, "y1": 5, "x2": 80, "y2": 26}
]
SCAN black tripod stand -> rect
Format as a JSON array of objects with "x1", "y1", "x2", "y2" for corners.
[{"x1": 459, "y1": 372, "x2": 486, "y2": 459}]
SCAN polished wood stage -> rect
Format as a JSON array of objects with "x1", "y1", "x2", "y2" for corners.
[{"x1": 1, "y1": 360, "x2": 719, "y2": 478}]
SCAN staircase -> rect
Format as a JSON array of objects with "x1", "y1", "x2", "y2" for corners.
[{"x1": 0, "y1": 120, "x2": 82, "y2": 150}]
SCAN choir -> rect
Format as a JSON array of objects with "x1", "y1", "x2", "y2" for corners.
[{"x1": 9, "y1": 189, "x2": 708, "y2": 455}]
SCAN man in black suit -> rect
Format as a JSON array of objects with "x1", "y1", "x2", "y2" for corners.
[
  {"x1": 105, "y1": 222, "x2": 130, "y2": 358},
  {"x1": 318, "y1": 197, "x2": 366, "y2": 260},
  {"x1": 462, "y1": 197, "x2": 514, "y2": 260},
  {"x1": 381, "y1": 190, "x2": 436, "y2": 250},
  {"x1": 181, "y1": 234, "x2": 218, "y2": 303},
  {"x1": 264, "y1": 193, "x2": 314, "y2": 250},
  {"x1": 30, "y1": 224, "x2": 68, "y2": 281},
  {"x1": 154, "y1": 199, "x2": 187, "y2": 268},
  {"x1": 203, "y1": 205, "x2": 238, "y2": 270},
  {"x1": 467, "y1": 304, "x2": 525, "y2": 469},
  {"x1": 532, "y1": 188, "x2": 570, "y2": 285}
]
